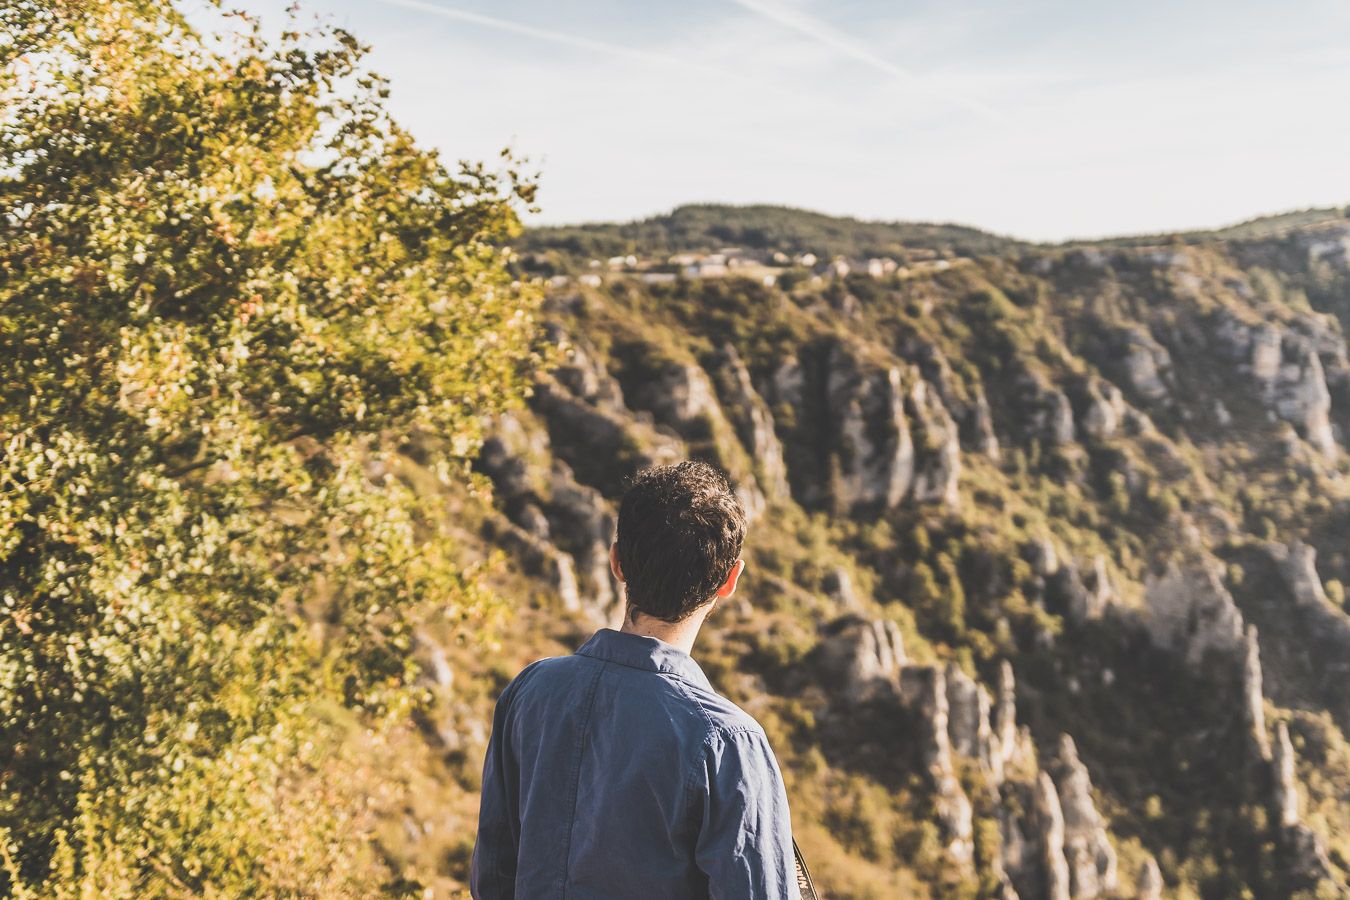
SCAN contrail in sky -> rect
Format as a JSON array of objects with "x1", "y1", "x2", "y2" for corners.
[
  {"x1": 727, "y1": 0, "x2": 1004, "y2": 124},
  {"x1": 374, "y1": 0, "x2": 721, "y2": 76}
]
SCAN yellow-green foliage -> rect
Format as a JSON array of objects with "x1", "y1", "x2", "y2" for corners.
[{"x1": 0, "y1": 2, "x2": 542, "y2": 894}]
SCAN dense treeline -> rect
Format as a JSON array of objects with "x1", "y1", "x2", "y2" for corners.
[{"x1": 521, "y1": 203, "x2": 1022, "y2": 263}]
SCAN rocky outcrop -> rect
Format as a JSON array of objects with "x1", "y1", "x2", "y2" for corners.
[
  {"x1": 1144, "y1": 557, "x2": 1245, "y2": 668},
  {"x1": 1052, "y1": 736, "x2": 1118, "y2": 897},
  {"x1": 1282, "y1": 540, "x2": 1331, "y2": 608},
  {"x1": 546, "y1": 473, "x2": 623, "y2": 624},
  {"x1": 1033, "y1": 772, "x2": 1073, "y2": 900},
  {"x1": 1080, "y1": 378, "x2": 1127, "y2": 441},
  {"x1": 545, "y1": 324, "x2": 626, "y2": 412},
  {"x1": 617, "y1": 353, "x2": 770, "y2": 518},
  {"x1": 1003, "y1": 737, "x2": 1116, "y2": 900},
  {"x1": 1273, "y1": 722, "x2": 1300, "y2": 828},
  {"x1": 628, "y1": 359, "x2": 721, "y2": 433},
  {"x1": 908, "y1": 341, "x2": 1000, "y2": 460},
  {"x1": 821, "y1": 567, "x2": 861, "y2": 610},
  {"x1": 477, "y1": 412, "x2": 553, "y2": 502},
  {"x1": 477, "y1": 411, "x2": 625, "y2": 624},
  {"x1": 995, "y1": 661, "x2": 1021, "y2": 772},
  {"x1": 1269, "y1": 342, "x2": 1334, "y2": 457},
  {"x1": 1242, "y1": 625, "x2": 1271, "y2": 762},
  {"x1": 769, "y1": 354, "x2": 805, "y2": 412},
  {"x1": 1020, "y1": 374, "x2": 1076, "y2": 445},
  {"x1": 814, "y1": 615, "x2": 905, "y2": 702},
  {"x1": 1136, "y1": 856, "x2": 1164, "y2": 900},
  {"x1": 1271, "y1": 722, "x2": 1338, "y2": 888},
  {"x1": 1215, "y1": 314, "x2": 1337, "y2": 458},
  {"x1": 945, "y1": 664, "x2": 997, "y2": 779},
  {"x1": 907, "y1": 379, "x2": 961, "y2": 508},
  {"x1": 824, "y1": 347, "x2": 914, "y2": 514},
  {"x1": 1025, "y1": 537, "x2": 1060, "y2": 580},
  {"x1": 968, "y1": 385, "x2": 1002, "y2": 460},
  {"x1": 1269, "y1": 542, "x2": 1350, "y2": 717},
  {"x1": 901, "y1": 665, "x2": 974, "y2": 865},
  {"x1": 484, "y1": 515, "x2": 581, "y2": 613},
  {"x1": 1050, "y1": 555, "x2": 1117, "y2": 626},
  {"x1": 534, "y1": 383, "x2": 683, "y2": 494},
  {"x1": 1119, "y1": 329, "x2": 1173, "y2": 403},
  {"x1": 709, "y1": 345, "x2": 790, "y2": 502}
]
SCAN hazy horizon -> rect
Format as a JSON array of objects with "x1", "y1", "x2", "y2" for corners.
[
  {"x1": 223, "y1": 0, "x2": 1350, "y2": 242},
  {"x1": 519, "y1": 199, "x2": 1347, "y2": 245}
]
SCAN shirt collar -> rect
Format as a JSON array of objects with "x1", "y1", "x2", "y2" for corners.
[{"x1": 575, "y1": 628, "x2": 713, "y2": 691}]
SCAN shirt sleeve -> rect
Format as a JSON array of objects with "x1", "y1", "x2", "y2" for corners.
[
  {"x1": 694, "y1": 728, "x2": 801, "y2": 900},
  {"x1": 470, "y1": 675, "x2": 523, "y2": 899}
]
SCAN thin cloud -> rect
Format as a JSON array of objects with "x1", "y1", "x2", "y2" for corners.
[
  {"x1": 374, "y1": 0, "x2": 722, "y2": 76},
  {"x1": 727, "y1": 0, "x2": 1004, "y2": 123}
]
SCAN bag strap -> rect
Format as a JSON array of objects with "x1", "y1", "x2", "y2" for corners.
[{"x1": 793, "y1": 838, "x2": 820, "y2": 900}]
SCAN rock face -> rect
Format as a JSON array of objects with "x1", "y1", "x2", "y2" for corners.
[
  {"x1": 1119, "y1": 329, "x2": 1173, "y2": 402},
  {"x1": 1270, "y1": 541, "x2": 1350, "y2": 724},
  {"x1": 1052, "y1": 736, "x2": 1118, "y2": 898},
  {"x1": 769, "y1": 354, "x2": 806, "y2": 413},
  {"x1": 1273, "y1": 721, "x2": 1300, "y2": 828},
  {"x1": 909, "y1": 340, "x2": 1000, "y2": 460},
  {"x1": 1271, "y1": 721, "x2": 1338, "y2": 888},
  {"x1": 968, "y1": 385, "x2": 1002, "y2": 460},
  {"x1": 907, "y1": 379, "x2": 962, "y2": 509},
  {"x1": 1215, "y1": 314, "x2": 1338, "y2": 458},
  {"x1": 484, "y1": 515, "x2": 581, "y2": 613},
  {"x1": 547, "y1": 474, "x2": 623, "y2": 623},
  {"x1": 617, "y1": 351, "x2": 770, "y2": 519},
  {"x1": 629, "y1": 359, "x2": 721, "y2": 433},
  {"x1": 1243, "y1": 625, "x2": 1272, "y2": 762},
  {"x1": 478, "y1": 412, "x2": 553, "y2": 502},
  {"x1": 1033, "y1": 772, "x2": 1073, "y2": 900},
  {"x1": 1136, "y1": 856, "x2": 1164, "y2": 900},
  {"x1": 945, "y1": 663, "x2": 996, "y2": 777},
  {"x1": 1283, "y1": 540, "x2": 1331, "y2": 608},
  {"x1": 995, "y1": 661, "x2": 1021, "y2": 771},
  {"x1": 1270, "y1": 344, "x2": 1335, "y2": 457},
  {"x1": 1051, "y1": 556, "x2": 1117, "y2": 625},
  {"x1": 1080, "y1": 378, "x2": 1127, "y2": 441},
  {"x1": 709, "y1": 344, "x2": 790, "y2": 502},
  {"x1": 534, "y1": 383, "x2": 683, "y2": 493},
  {"x1": 1020, "y1": 374, "x2": 1077, "y2": 445},
  {"x1": 814, "y1": 615, "x2": 905, "y2": 702},
  {"x1": 901, "y1": 666, "x2": 974, "y2": 865},
  {"x1": 545, "y1": 324, "x2": 626, "y2": 412},
  {"x1": 477, "y1": 411, "x2": 625, "y2": 624},
  {"x1": 1144, "y1": 558, "x2": 1245, "y2": 667},
  {"x1": 1003, "y1": 737, "x2": 1117, "y2": 900},
  {"x1": 824, "y1": 347, "x2": 915, "y2": 514}
]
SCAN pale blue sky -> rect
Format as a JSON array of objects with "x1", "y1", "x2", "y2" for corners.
[{"x1": 218, "y1": 0, "x2": 1350, "y2": 241}]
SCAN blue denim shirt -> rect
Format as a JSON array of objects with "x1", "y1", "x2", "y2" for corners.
[{"x1": 471, "y1": 628, "x2": 799, "y2": 899}]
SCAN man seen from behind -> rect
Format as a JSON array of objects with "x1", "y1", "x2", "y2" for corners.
[{"x1": 471, "y1": 461, "x2": 799, "y2": 898}]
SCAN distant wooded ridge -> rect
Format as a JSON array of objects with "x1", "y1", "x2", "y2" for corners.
[{"x1": 520, "y1": 202, "x2": 1350, "y2": 261}]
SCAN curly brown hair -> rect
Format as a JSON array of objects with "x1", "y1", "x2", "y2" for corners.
[{"x1": 615, "y1": 461, "x2": 747, "y2": 623}]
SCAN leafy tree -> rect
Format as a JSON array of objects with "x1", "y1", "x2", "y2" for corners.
[{"x1": 0, "y1": 1, "x2": 542, "y2": 893}]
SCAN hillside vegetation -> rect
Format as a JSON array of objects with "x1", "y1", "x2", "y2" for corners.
[
  {"x1": 5, "y1": 3, "x2": 1350, "y2": 898},
  {"x1": 483, "y1": 204, "x2": 1350, "y2": 898}
]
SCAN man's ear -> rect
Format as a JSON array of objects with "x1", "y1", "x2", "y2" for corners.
[
  {"x1": 715, "y1": 558, "x2": 745, "y2": 598},
  {"x1": 609, "y1": 542, "x2": 624, "y2": 583}
]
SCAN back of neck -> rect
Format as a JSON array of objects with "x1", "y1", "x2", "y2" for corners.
[{"x1": 619, "y1": 605, "x2": 711, "y2": 656}]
